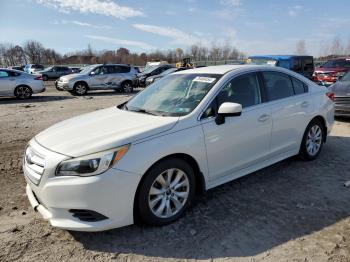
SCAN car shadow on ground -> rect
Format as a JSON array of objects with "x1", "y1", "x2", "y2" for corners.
[
  {"x1": 0, "y1": 95, "x2": 76, "y2": 104},
  {"x1": 77, "y1": 89, "x2": 140, "y2": 97},
  {"x1": 70, "y1": 136, "x2": 350, "y2": 259}
]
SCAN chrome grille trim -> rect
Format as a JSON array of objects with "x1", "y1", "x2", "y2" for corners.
[{"x1": 24, "y1": 146, "x2": 45, "y2": 185}]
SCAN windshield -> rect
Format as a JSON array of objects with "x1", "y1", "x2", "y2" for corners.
[
  {"x1": 160, "y1": 68, "x2": 177, "y2": 76},
  {"x1": 80, "y1": 65, "x2": 96, "y2": 74},
  {"x1": 341, "y1": 71, "x2": 350, "y2": 81},
  {"x1": 247, "y1": 58, "x2": 277, "y2": 66},
  {"x1": 142, "y1": 66, "x2": 157, "y2": 74},
  {"x1": 125, "y1": 73, "x2": 221, "y2": 116}
]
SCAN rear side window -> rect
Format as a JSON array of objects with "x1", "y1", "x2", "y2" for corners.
[
  {"x1": 262, "y1": 71, "x2": 294, "y2": 101},
  {"x1": 118, "y1": 66, "x2": 130, "y2": 73},
  {"x1": 291, "y1": 77, "x2": 307, "y2": 95},
  {"x1": 216, "y1": 73, "x2": 262, "y2": 108},
  {"x1": 8, "y1": 71, "x2": 20, "y2": 77}
]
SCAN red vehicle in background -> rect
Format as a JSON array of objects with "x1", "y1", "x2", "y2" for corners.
[{"x1": 313, "y1": 57, "x2": 350, "y2": 86}]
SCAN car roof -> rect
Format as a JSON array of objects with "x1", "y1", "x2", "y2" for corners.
[
  {"x1": 248, "y1": 55, "x2": 313, "y2": 60},
  {"x1": 174, "y1": 64, "x2": 262, "y2": 75}
]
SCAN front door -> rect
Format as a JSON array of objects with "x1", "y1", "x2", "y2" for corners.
[
  {"x1": 89, "y1": 66, "x2": 109, "y2": 89},
  {"x1": 201, "y1": 72, "x2": 272, "y2": 181}
]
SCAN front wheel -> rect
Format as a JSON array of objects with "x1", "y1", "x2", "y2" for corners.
[
  {"x1": 137, "y1": 158, "x2": 195, "y2": 226},
  {"x1": 73, "y1": 82, "x2": 88, "y2": 96},
  {"x1": 121, "y1": 81, "x2": 133, "y2": 93},
  {"x1": 299, "y1": 119, "x2": 324, "y2": 160}
]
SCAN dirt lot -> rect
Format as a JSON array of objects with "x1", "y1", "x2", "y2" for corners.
[{"x1": 0, "y1": 82, "x2": 350, "y2": 262}]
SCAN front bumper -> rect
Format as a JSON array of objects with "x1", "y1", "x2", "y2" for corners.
[
  {"x1": 24, "y1": 139, "x2": 141, "y2": 231},
  {"x1": 56, "y1": 81, "x2": 72, "y2": 91}
]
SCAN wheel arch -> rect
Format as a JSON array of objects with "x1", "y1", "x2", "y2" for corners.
[
  {"x1": 311, "y1": 115, "x2": 327, "y2": 142},
  {"x1": 133, "y1": 153, "x2": 206, "y2": 223}
]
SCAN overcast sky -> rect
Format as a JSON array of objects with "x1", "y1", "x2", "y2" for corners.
[{"x1": 1, "y1": 0, "x2": 349, "y2": 56}]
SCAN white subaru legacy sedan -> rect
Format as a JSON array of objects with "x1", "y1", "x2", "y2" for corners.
[{"x1": 23, "y1": 65, "x2": 334, "y2": 231}]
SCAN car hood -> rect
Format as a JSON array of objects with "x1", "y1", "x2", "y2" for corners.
[
  {"x1": 35, "y1": 107, "x2": 179, "y2": 157},
  {"x1": 60, "y1": 73, "x2": 85, "y2": 81},
  {"x1": 329, "y1": 81, "x2": 350, "y2": 96}
]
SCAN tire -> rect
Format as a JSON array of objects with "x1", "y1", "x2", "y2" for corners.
[
  {"x1": 121, "y1": 81, "x2": 133, "y2": 93},
  {"x1": 14, "y1": 85, "x2": 32, "y2": 99},
  {"x1": 299, "y1": 119, "x2": 324, "y2": 161},
  {"x1": 42, "y1": 75, "x2": 48, "y2": 81},
  {"x1": 137, "y1": 158, "x2": 196, "y2": 226},
  {"x1": 73, "y1": 82, "x2": 88, "y2": 96}
]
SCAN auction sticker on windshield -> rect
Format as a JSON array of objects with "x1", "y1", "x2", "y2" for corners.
[{"x1": 193, "y1": 76, "x2": 216, "y2": 83}]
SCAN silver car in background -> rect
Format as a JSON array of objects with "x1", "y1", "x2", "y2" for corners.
[
  {"x1": 38, "y1": 66, "x2": 73, "y2": 81},
  {"x1": 328, "y1": 71, "x2": 350, "y2": 117},
  {"x1": 0, "y1": 68, "x2": 45, "y2": 99},
  {"x1": 56, "y1": 64, "x2": 137, "y2": 95}
]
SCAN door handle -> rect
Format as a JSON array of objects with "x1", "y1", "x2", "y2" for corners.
[
  {"x1": 301, "y1": 101, "x2": 309, "y2": 108},
  {"x1": 258, "y1": 114, "x2": 270, "y2": 122}
]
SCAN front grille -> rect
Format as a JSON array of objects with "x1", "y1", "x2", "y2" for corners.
[
  {"x1": 24, "y1": 146, "x2": 45, "y2": 185},
  {"x1": 334, "y1": 96, "x2": 350, "y2": 115},
  {"x1": 69, "y1": 209, "x2": 108, "y2": 222}
]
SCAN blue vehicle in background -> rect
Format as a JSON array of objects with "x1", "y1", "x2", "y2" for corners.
[{"x1": 247, "y1": 55, "x2": 314, "y2": 79}]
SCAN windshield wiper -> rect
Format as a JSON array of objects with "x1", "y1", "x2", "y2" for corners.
[{"x1": 128, "y1": 107, "x2": 159, "y2": 116}]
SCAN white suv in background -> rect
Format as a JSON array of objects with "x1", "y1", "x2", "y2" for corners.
[
  {"x1": 56, "y1": 64, "x2": 138, "y2": 95},
  {"x1": 23, "y1": 65, "x2": 334, "y2": 231}
]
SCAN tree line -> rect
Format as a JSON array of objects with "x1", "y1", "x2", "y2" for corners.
[
  {"x1": 1, "y1": 37, "x2": 350, "y2": 67},
  {"x1": 0, "y1": 40, "x2": 246, "y2": 67}
]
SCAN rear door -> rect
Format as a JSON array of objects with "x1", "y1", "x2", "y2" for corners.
[
  {"x1": 201, "y1": 72, "x2": 272, "y2": 181},
  {"x1": 261, "y1": 71, "x2": 312, "y2": 156},
  {"x1": 0, "y1": 70, "x2": 17, "y2": 96}
]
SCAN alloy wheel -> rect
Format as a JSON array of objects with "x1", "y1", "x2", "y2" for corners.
[
  {"x1": 16, "y1": 86, "x2": 32, "y2": 99},
  {"x1": 123, "y1": 83, "x2": 133, "y2": 93},
  {"x1": 148, "y1": 168, "x2": 190, "y2": 218},
  {"x1": 306, "y1": 125, "x2": 322, "y2": 156},
  {"x1": 75, "y1": 84, "x2": 86, "y2": 95}
]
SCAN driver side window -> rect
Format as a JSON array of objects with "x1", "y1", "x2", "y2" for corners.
[{"x1": 217, "y1": 73, "x2": 262, "y2": 108}]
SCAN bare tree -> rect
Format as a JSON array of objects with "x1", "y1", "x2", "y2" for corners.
[
  {"x1": 23, "y1": 40, "x2": 45, "y2": 64},
  {"x1": 330, "y1": 37, "x2": 344, "y2": 56},
  {"x1": 296, "y1": 40, "x2": 307, "y2": 55}
]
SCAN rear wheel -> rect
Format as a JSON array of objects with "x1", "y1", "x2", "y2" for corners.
[
  {"x1": 299, "y1": 119, "x2": 324, "y2": 160},
  {"x1": 14, "y1": 86, "x2": 32, "y2": 99},
  {"x1": 73, "y1": 82, "x2": 88, "y2": 96},
  {"x1": 137, "y1": 158, "x2": 195, "y2": 226}
]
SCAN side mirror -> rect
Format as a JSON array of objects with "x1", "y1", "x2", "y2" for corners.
[
  {"x1": 90, "y1": 71, "x2": 96, "y2": 76},
  {"x1": 215, "y1": 102, "x2": 242, "y2": 125}
]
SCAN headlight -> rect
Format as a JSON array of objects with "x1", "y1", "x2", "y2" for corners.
[{"x1": 56, "y1": 145, "x2": 129, "y2": 176}]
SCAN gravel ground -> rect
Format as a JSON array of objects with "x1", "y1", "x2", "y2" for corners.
[{"x1": 0, "y1": 82, "x2": 350, "y2": 262}]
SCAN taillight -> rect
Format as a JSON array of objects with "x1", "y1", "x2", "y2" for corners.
[
  {"x1": 326, "y1": 92, "x2": 335, "y2": 102},
  {"x1": 34, "y1": 75, "x2": 43, "y2": 80}
]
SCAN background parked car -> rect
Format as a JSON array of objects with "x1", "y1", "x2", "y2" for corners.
[
  {"x1": 0, "y1": 68, "x2": 45, "y2": 99},
  {"x1": 38, "y1": 66, "x2": 72, "y2": 81},
  {"x1": 24, "y1": 64, "x2": 45, "y2": 74},
  {"x1": 56, "y1": 64, "x2": 138, "y2": 95},
  {"x1": 145, "y1": 67, "x2": 190, "y2": 86},
  {"x1": 69, "y1": 67, "x2": 81, "y2": 74},
  {"x1": 137, "y1": 64, "x2": 174, "y2": 87},
  {"x1": 313, "y1": 57, "x2": 350, "y2": 86},
  {"x1": 247, "y1": 55, "x2": 314, "y2": 79},
  {"x1": 328, "y1": 71, "x2": 350, "y2": 117}
]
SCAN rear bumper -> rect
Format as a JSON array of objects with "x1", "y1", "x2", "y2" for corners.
[{"x1": 334, "y1": 97, "x2": 350, "y2": 116}]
